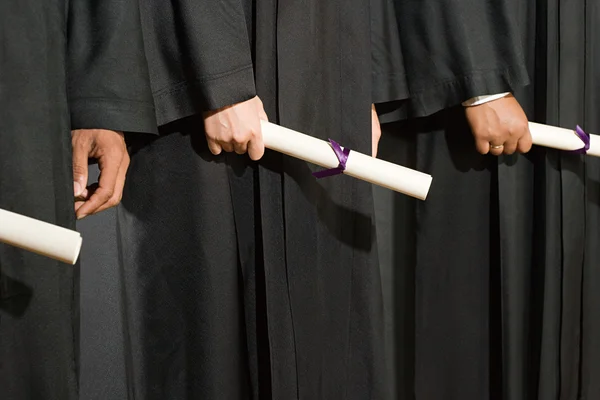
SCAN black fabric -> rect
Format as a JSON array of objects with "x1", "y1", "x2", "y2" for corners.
[
  {"x1": 119, "y1": 125, "x2": 251, "y2": 400},
  {"x1": 67, "y1": 0, "x2": 157, "y2": 133},
  {"x1": 139, "y1": 0, "x2": 257, "y2": 126},
  {"x1": 378, "y1": 0, "x2": 530, "y2": 124},
  {"x1": 530, "y1": 0, "x2": 600, "y2": 398},
  {"x1": 117, "y1": 0, "x2": 404, "y2": 399},
  {"x1": 375, "y1": 0, "x2": 600, "y2": 399},
  {"x1": 377, "y1": 110, "x2": 506, "y2": 399},
  {"x1": 0, "y1": 1, "x2": 155, "y2": 399},
  {"x1": 77, "y1": 168, "x2": 130, "y2": 400},
  {"x1": 373, "y1": 1, "x2": 533, "y2": 394},
  {"x1": 370, "y1": 0, "x2": 409, "y2": 104}
]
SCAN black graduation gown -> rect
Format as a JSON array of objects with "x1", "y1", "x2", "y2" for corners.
[
  {"x1": 373, "y1": 0, "x2": 534, "y2": 399},
  {"x1": 0, "y1": 1, "x2": 155, "y2": 399},
  {"x1": 118, "y1": 0, "x2": 405, "y2": 398},
  {"x1": 517, "y1": 1, "x2": 600, "y2": 398},
  {"x1": 377, "y1": 0, "x2": 600, "y2": 399}
]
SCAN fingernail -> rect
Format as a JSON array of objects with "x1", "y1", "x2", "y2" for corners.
[
  {"x1": 74, "y1": 182, "x2": 82, "y2": 197},
  {"x1": 77, "y1": 213, "x2": 87, "y2": 220}
]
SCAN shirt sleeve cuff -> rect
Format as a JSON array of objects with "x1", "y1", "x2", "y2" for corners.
[{"x1": 462, "y1": 92, "x2": 511, "y2": 107}]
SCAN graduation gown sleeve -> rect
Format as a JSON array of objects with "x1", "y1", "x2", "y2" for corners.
[
  {"x1": 139, "y1": 0, "x2": 257, "y2": 126},
  {"x1": 67, "y1": 0, "x2": 158, "y2": 134},
  {"x1": 384, "y1": 0, "x2": 531, "y2": 120},
  {"x1": 370, "y1": 0, "x2": 409, "y2": 106}
]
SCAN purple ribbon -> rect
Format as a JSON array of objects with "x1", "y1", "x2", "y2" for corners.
[
  {"x1": 312, "y1": 139, "x2": 350, "y2": 179},
  {"x1": 569, "y1": 125, "x2": 590, "y2": 155}
]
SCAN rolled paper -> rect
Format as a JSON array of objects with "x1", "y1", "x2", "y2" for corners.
[
  {"x1": 260, "y1": 121, "x2": 433, "y2": 200},
  {"x1": 529, "y1": 122, "x2": 600, "y2": 157},
  {"x1": 0, "y1": 208, "x2": 82, "y2": 265}
]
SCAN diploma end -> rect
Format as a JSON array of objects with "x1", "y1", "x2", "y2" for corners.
[
  {"x1": 69, "y1": 236, "x2": 83, "y2": 265},
  {"x1": 417, "y1": 176, "x2": 433, "y2": 201}
]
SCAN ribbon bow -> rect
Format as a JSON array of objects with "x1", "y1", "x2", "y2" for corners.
[
  {"x1": 312, "y1": 139, "x2": 350, "y2": 179},
  {"x1": 570, "y1": 125, "x2": 590, "y2": 155}
]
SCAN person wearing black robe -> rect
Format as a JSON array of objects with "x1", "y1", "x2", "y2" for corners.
[
  {"x1": 117, "y1": 0, "x2": 405, "y2": 398},
  {"x1": 375, "y1": 1, "x2": 600, "y2": 399},
  {"x1": 0, "y1": 1, "x2": 156, "y2": 399},
  {"x1": 373, "y1": 0, "x2": 536, "y2": 399},
  {"x1": 509, "y1": 1, "x2": 600, "y2": 398}
]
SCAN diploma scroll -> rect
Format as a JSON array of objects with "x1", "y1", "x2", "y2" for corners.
[
  {"x1": 260, "y1": 121, "x2": 433, "y2": 200},
  {"x1": 0, "y1": 208, "x2": 82, "y2": 265},
  {"x1": 529, "y1": 122, "x2": 599, "y2": 157}
]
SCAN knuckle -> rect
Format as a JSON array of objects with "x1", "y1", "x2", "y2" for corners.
[
  {"x1": 488, "y1": 133, "x2": 501, "y2": 143},
  {"x1": 107, "y1": 145, "x2": 124, "y2": 157},
  {"x1": 232, "y1": 129, "x2": 249, "y2": 143},
  {"x1": 510, "y1": 121, "x2": 529, "y2": 136},
  {"x1": 72, "y1": 138, "x2": 89, "y2": 152},
  {"x1": 205, "y1": 127, "x2": 222, "y2": 140},
  {"x1": 108, "y1": 197, "x2": 121, "y2": 208},
  {"x1": 486, "y1": 127, "x2": 499, "y2": 139},
  {"x1": 518, "y1": 120, "x2": 529, "y2": 131},
  {"x1": 72, "y1": 164, "x2": 87, "y2": 175},
  {"x1": 221, "y1": 143, "x2": 233, "y2": 152},
  {"x1": 205, "y1": 131, "x2": 217, "y2": 141},
  {"x1": 520, "y1": 142, "x2": 533, "y2": 153},
  {"x1": 102, "y1": 188, "x2": 115, "y2": 201}
]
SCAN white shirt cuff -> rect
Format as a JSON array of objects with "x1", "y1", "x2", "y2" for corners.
[{"x1": 462, "y1": 92, "x2": 511, "y2": 107}]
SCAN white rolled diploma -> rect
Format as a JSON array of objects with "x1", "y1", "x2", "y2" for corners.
[
  {"x1": 529, "y1": 122, "x2": 600, "y2": 157},
  {"x1": 0, "y1": 208, "x2": 82, "y2": 265},
  {"x1": 260, "y1": 121, "x2": 433, "y2": 200}
]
